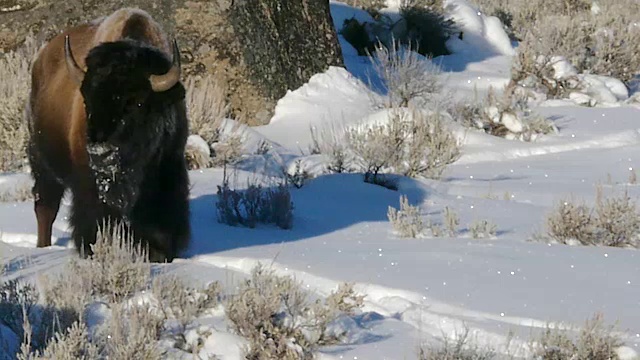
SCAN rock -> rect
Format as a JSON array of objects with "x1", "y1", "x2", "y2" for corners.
[{"x1": 1, "y1": 0, "x2": 343, "y2": 126}]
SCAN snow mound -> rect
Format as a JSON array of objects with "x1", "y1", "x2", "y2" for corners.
[{"x1": 443, "y1": 0, "x2": 515, "y2": 57}]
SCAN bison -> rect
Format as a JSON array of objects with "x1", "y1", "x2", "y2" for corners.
[{"x1": 26, "y1": 8, "x2": 191, "y2": 262}]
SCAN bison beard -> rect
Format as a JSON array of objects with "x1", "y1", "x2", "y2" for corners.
[{"x1": 28, "y1": 37, "x2": 191, "y2": 263}]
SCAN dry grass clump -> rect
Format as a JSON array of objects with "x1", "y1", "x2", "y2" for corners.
[
  {"x1": 0, "y1": 34, "x2": 41, "y2": 173},
  {"x1": 543, "y1": 187, "x2": 640, "y2": 248},
  {"x1": 225, "y1": 263, "x2": 365, "y2": 360},
  {"x1": 532, "y1": 313, "x2": 624, "y2": 360}
]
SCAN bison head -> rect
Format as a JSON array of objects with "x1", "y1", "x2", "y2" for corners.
[{"x1": 65, "y1": 36, "x2": 184, "y2": 144}]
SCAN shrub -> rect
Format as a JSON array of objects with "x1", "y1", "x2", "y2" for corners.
[
  {"x1": 216, "y1": 175, "x2": 294, "y2": 230},
  {"x1": 532, "y1": 313, "x2": 623, "y2": 360},
  {"x1": 225, "y1": 264, "x2": 364, "y2": 359},
  {"x1": 450, "y1": 86, "x2": 558, "y2": 141},
  {"x1": 444, "y1": 206, "x2": 459, "y2": 237},
  {"x1": 468, "y1": 219, "x2": 498, "y2": 239},
  {"x1": 476, "y1": 0, "x2": 640, "y2": 91},
  {"x1": 347, "y1": 106, "x2": 461, "y2": 183},
  {"x1": 368, "y1": 41, "x2": 444, "y2": 109},
  {"x1": 309, "y1": 123, "x2": 354, "y2": 174},
  {"x1": 388, "y1": 194, "x2": 424, "y2": 238},
  {"x1": 151, "y1": 275, "x2": 221, "y2": 352},
  {"x1": 7, "y1": 219, "x2": 222, "y2": 359},
  {"x1": 0, "y1": 34, "x2": 41, "y2": 173},
  {"x1": 398, "y1": 2, "x2": 456, "y2": 58},
  {"x1": 543, "y1": 188, "x2": 640, "y2": 247},
  {"x1": 418, "y1": 327, "x2": 496, "y2": 360},
  {"x1": 340, "y1": 0, "x2": 457, "y2": 60}
]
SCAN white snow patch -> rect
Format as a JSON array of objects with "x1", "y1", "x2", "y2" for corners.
[{"x1": 443, "y1": 0, "x2": 515, "y2": 57}]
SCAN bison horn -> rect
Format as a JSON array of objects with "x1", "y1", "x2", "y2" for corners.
[
  {"x1": 64, "y1": 35, "x2": 86, "y2": 85},
  {"x1": 149, "y1": 39, "x2": 181, "y2": 92}
]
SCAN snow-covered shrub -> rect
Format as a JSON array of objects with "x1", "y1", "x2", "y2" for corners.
[
  {"x1": 348, "y1": 106, "x2": 460, "y2": 183},
  {"x1": 216, "y1": 176, "x2": 294, "y2": 230},
  {"x1": 469, "y1": 219, "x2": 498, "y2": 239},
  {"x1": 225, "y1": 263, "x2": 364, "y2": 360},
  {"x1": 388, "y1": 195, "x2": 424, "y2": 238},
  {"x1": 0, "y1": 34, "x2": 41, "y2": 173},
  {"x1": 544, "y1": 189, "x2": 640, "y2": 248},
  {"x1": 532, "y1": 313, "x2": 624, "y2": 360},
  {"x1": 451, "y1": 86, "x2": 557, "y2": 142},
  {"x1": 418, "y1": 327, "x2": 496, "y2": 360},
  {"x1": 369, "y1": 41, "x2": 444, "y2": 109}
]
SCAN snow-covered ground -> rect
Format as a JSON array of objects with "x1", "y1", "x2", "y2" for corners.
[{"x1": 2, "y1": 0, "x2": 640, "y2": 358}]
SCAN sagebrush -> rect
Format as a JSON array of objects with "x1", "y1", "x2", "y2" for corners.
[
  {"x1": 1, "y1": 220, "x2": 223, "y2": 359},
  {"x1": 532, "y1": 313, "x2": 623, "y2": 360},
  {"x1": 543, "y1": 187, "x2": 640, "y2": 248},
  {"x1": 0, "y1": 35, "x2": 41, "y2": 173},
  {"x1": 216, "y1": 173, "x2": 294, "y2": 230},
  {"x1": 225, "y1": 263, "x2": 365, "y2": 360},
  {"x1": 473, "y1": 0, "x2": 640, "y2": 91}
]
